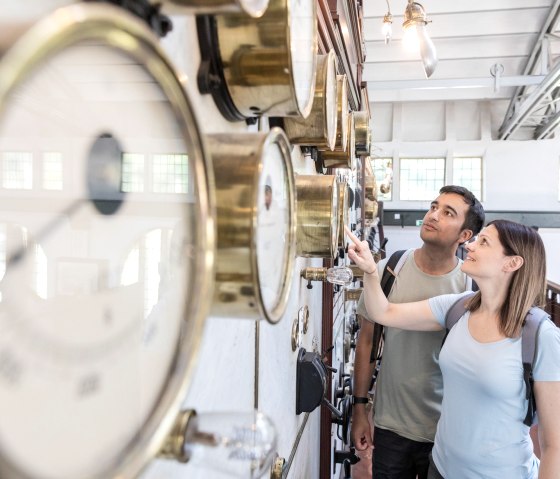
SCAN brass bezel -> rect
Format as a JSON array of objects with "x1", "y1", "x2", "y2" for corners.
[
  {"x1": 283, "y1": 49, "x2": 338, "y2": 149},
  {"x1": 295, "y1": 175, "x2": 339, "y2": 258},
  {"x1": 330, "y1": 75, "x2": 349, "y2": 152},
  {"x1": 321, "y1": 111, "x2": 356, "y2": 170},
  {"x1": 0, "y1": 5, "x2": 215, "y2": 479},
  {"x1": 208, "y1": 128, "x2": 296, "y2": 324},
  {"x1": 354, "y1": 110, "x2": 372, "y2": 156},
  {"x1": 163, "y1": 0, "x2": 269, "y2": 17}
]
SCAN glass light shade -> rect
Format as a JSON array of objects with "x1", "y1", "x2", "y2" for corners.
[
  {"x1": 183, "y1": 411, "x2": 277, "y2": 478},
  {"x1": 417, "y1": 23, "x2": 438, "y2": 78},
  {"x1": 326, "y1": 266, "x2": 353, "y2": 286}
]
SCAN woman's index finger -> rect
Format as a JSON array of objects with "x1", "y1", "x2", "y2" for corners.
[{"x1": 344, "y1": 225, "x2": 361, "y2": 248}]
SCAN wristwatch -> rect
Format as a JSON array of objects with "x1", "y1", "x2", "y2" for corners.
[{"x1": 352, "y1": 396, "x2": 369, "y2": 405}]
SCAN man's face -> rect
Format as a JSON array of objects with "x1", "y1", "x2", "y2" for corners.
[{"x1": 420, "y1": 193, "x2": 470, "y2": 247}]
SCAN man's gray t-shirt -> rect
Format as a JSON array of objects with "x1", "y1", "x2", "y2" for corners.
[{"x1": 357, "y1": 250, "x2": 469, "y2": 442}]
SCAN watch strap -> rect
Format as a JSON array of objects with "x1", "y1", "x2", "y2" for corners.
[{"x1": 352, "y1": 396, "x2": 369, "y2": 404}]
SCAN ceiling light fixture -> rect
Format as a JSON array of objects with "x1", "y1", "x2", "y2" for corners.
[
  {"x1": 382, "y1": 0, "x2": 393, "y2": 44},
  {"x1": 402, "y1": 0, "x2": 438, "y2": 78}
]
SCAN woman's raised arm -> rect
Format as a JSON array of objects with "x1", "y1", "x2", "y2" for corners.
[{"x1": 345, "y1": 226, "x2": 440, "y2": 331}]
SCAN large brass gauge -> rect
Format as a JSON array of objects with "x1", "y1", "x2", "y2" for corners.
[
  {"x1": 283, "y1": 50, "x2": 338, "y2": 150},
  {"x1": 207, "y1": 128, "x2": 296, "y2": 323},
  {"x1": 0, "y1": 4, "x2": 214, "y2": 479},
  {"x1": 332, "y1": 75, "x2": 349, "y2": 153},
  {"x1": 198, "y1": 0, "x2": 318, "y2": 121},
  {"x1": 354, "y1": 110, "x2": 372, "y2": 156},
  {"x1": 164, "y1": 0, "x2": 269, "y2": 16},
  {"x1": 320, "y1": 111, "x2": 356, "y2": 170},
  {"x1": 295, "y1": 175, "x2": 339, "y2": 258}
]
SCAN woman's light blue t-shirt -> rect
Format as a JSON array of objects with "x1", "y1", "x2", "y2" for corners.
[{"x1": 428, "y1": 292, "x2": 560, "y2": 479}]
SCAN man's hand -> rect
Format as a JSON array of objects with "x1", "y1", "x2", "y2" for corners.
[{"x1": 352, "y1": 405, "x2": 373, "y2": 450}]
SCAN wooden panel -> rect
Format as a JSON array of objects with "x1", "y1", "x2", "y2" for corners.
[{"x1": 317, "y1": 0, "x2": 365, "y2": 110}]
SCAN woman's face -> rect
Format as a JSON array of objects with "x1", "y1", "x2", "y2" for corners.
[{"x1": 462, "y1": 224, "x2": 509, "y2": 279}]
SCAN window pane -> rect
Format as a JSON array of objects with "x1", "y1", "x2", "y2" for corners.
[
  {"x1": 3, "y1": 152, "x2": 33, "y2": 189},
  {"x1": 453, "y1": 157, "x2": 482, "y2": 200},
  {"x1": 43, "y1": 152, "x2": 63, "y2": 190},
  {"x1": 152, "y1": 154, "x2": 188, "y2": 194},
  {"x1": 370, "y1": 158, "x2": 393, "y2": 201},
  {"x1": 400, "y1": 158, "x2": 445, "y2": 200},
  {"x1": 121, "y1": 153, "x2": 145, "y2": 193}
]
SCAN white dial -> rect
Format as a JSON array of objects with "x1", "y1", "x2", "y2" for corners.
[
  {"x1": 256, "y1": 134, "x2": 294, "y2": 318},
  {"x1": 324, "y1": 51, "x2": 338, "y2": 150},
  {"x1": 0, "y1": 5, "x2": 213, "y2": 479},
  {"x1": 289, "y1": 0, "x2": 317, "y2": 116}
]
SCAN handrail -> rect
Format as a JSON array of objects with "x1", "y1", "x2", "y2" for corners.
[{"x1": 545, "y1": 280, "x2": 560, "y2": 327}]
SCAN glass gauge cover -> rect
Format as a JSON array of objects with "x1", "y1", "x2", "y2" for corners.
[
  {"x1": 255, "y1": 131, "x2": 295, "y2": 321},
  {"x1": 0, "y1": 5, "x2": 213, "y2": 479},
  {"x1": 289, "y1": 0, "x2": 317, "y2": 116}
]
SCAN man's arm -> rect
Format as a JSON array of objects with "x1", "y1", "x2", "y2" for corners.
[{"x1": 351, "y1": 315, "x2": 375, "y2": 450}]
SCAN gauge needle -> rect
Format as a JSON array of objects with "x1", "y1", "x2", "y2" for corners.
[{"x1": 6, "y1": 133, "x2": 126, "y2": 267}]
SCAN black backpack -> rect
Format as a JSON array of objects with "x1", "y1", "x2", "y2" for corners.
[
  {"x1": 369, "y1": 249, "x2": 477, "y2": 363},
  {"x1": 443, "y1": 292, "x2": 551, "y2": 426}
]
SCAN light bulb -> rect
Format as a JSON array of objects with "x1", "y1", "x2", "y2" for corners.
[
  {"x1": 326, "y1": 266, "x2": 353, "y2": 286},
  {"x1": 163, "y1": 410, "x2": 277, "y2": 478},
  {"x1": 402, "y1": 25, "x2": 419, "y2": 53},
  {"x1": 416, "y1": 23, "x2": 438, "y2": 78},
  {"x1": 382, "y1": 13, "x2": 392, "y2": 44}
]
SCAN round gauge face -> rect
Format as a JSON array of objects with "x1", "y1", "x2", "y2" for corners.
[
  {"x1": 0, "y1": 10, "x2": 211, "y2": 479},
  {"x1": 289, "y1": 0, "x2": 317, "y2": 115},
  {"x1": 325, "y1": 53, "x2": 338, "y2": 149},
  {"x1": 239, "y1": 0, "x2": 270, "y2": 16},
  {"x1": 255, "y1": 135, "x2": 294, "y2": 320},
  {"x1": 330, "y1": 181, "x2": 340, "y2": 255}
]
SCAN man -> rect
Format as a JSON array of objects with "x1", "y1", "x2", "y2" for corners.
[{"x1": 351, "y1": 185, "x2": 485, "y2": 479}]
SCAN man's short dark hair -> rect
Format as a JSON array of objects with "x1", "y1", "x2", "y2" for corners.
[{"x1": 439, "y1": 185, "x2": 484, "y2": 235}]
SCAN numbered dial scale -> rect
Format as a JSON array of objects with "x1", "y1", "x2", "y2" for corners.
[
  {"x1": 0, "y1": 5, "x2": 214, "y2": 479},
  {"x1": 207, "y1": 128, "x2": 296, "y2": 323}
]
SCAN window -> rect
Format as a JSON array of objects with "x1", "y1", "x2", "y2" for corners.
[
  {"x1": 2, "y1": 152, "x2": 33, "y2": 189},
  {"x1": 453, "y1": 157, "x2": 482, "y2": 200},
  {"x1": 121, "y1": 153, "x2": 145, "y2": 192},
  {"x1": 152, "y1": 154, "x2": 188, "y2": 194},
  {"x1": 370, "y1": 157, "x2": 393, "y2": 201},
  {"x1": 43, "y1": 152, "x2": 63, "y2": 190},
  {"x1": 400, "y1": 158, "x2": 445, "y2": 200}
]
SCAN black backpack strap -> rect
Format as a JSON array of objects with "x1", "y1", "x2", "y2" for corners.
[
  {"x1": 521, "y1": 307, "x2": 550, "y2": 426},
  {"x1": 369, "y1": 250, "x2": 408, "y2": 363},
  {"x1": 442, "y1": 292, "x2": 476, "y2": 346},
  {"x1": 379, "y1": 249, "x2": 407, "y2": 296}
]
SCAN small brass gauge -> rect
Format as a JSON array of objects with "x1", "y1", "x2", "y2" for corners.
[
  {"x1": 354, "y1": 110, "x2": 372, "y2": 156},
  {"x1": 332, "y1": 75, "x2": 349, "y2": 152},
  {"x1": 164, "y1": 0, "x2": 269, "y2": 16},
  {"x1": 320, "y1": 111, "x2": 356, "y2": 170},
  {"x1": 198, "y1": 0, "x2": 318, "y2": 121},
  {"x1": 0, "y1": 4, "x2": 214, "y2": 479},
  {"x1": 364, "y1": 174, "x2": 378, "y2": 201},
  {"x1": 283, "y1": 50, "x2": 338, "y2": 150},
  {"x1": 337, "y1": 179, "x2": 349, "y2": 248},
  {"x1": 364, "y1": 198, "x2": 379, "y2": 221},
  {"x1": 295, "y1": 175, "x2": 339, "y2": 258},
  {"x1": 207, "y1": 128, "x2": 296, "y2": 323}
]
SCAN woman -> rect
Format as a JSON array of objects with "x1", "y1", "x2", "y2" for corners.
[{"x1": 346, "y1": 220, "x2": 560, "y2": 478}]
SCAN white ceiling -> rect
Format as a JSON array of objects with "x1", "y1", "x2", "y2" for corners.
[{"x1": 362, "y1": 0, "x2": 560, "y2": 139}]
